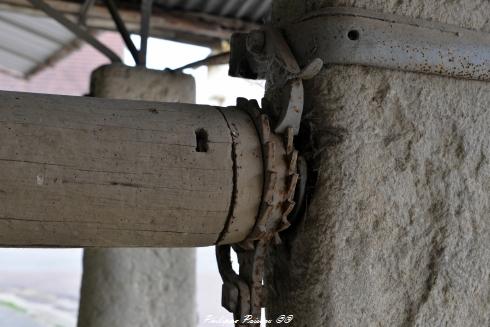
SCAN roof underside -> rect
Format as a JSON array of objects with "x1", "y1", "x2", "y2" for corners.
[
  {"x1": 154, "y1": 0, "x2": 271, "y2": 23},
  {"x1": 0, "y1": 0, "x2": 270, "y2": 78},
  {"x1": 0, "y1": 10, "x2": 76, "y2": 77}
]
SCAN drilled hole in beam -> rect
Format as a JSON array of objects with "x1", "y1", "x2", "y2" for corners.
[
  {"x1": 347, "y1": 30, "x2": 360, "y2": 41},
  {"x1": 195, "y1": 128, "x2": 209, "y2": 152}
]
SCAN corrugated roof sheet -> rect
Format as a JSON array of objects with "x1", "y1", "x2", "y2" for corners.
[
  {"x1": 0, "y1": 10, "x2": 76, "y2": 77},
  {"x1": 156, "y1": 0, "x2": 272, "y2": 22}
]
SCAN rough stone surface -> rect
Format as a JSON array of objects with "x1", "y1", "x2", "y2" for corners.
[
  {"x1": 265, "y1": 1, "x2": 490, "y2": 326},
  {"x1": 271, "y1": 0, "x2": 490, "y2": 30},
  {"x1": 79, "y1": 248, "x2": 196, "y2": 327},
  {"x1": 77, "y1": 64, "x2": 196, "y2": 327},
  {"x1": 90, "y1": 64, "x2": 196, "y2": 103}
]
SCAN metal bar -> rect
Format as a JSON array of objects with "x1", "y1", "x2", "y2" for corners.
[
  {"x1": 174, "y1": 52, "x2": 230, "y2": 71},
  {"x1": 284, "y1": 7, "x2": 490, "y2": 81},
  {"x1": 78, "y1": 0, "x2": 95, "y2": 25},
  {"x1": 104, "y1": 0, "x2": 140, "y2": 65},
  {"x1": 26, "y1": 0, "x2": 121, "y2": 63},
  {"x1": 139, "y1": 0, "x2": 153, "y2": 67},
  {"x1": 231, "y1": 7, "x2": 490, "y2": 82}
]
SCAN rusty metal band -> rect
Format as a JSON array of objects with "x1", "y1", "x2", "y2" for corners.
[
  {"x1": 230, "y1": 7, "x2": 490, "y2": 136},
  {"x1": 216, "y1": 108, "x2": 265, "y2": 245},
  {"x1": 237, "y1": 98, "x2": 298, "y2": 247},
  {"x1": 282, "y1": 7, "x2": 490, "y2": 81},
  {"x1": 216, "y1": 98, "x2": 300, "y2": 326}
]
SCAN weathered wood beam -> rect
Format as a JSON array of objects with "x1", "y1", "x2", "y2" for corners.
[
  {"x1": 0, "y1": 91, "x2": 263, "y2": 247},
  {"x1": 0, "y1": 0, "x2": 260, "y2": 47}
]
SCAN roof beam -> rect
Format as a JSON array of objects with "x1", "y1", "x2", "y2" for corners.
[{"x1": 0, "y1": 0, "x2": 259, "y2": 47}]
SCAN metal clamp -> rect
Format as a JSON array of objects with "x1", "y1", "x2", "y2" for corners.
[
  {"x1": 230, "y1": 28, "x2": 322, "y2": 136},
  {"x1": 284, "y1": 7, "x2": 490, "y2": 81},
  {"x1": 216, "y1": 99, "x2": 305, "y2": 326},
  {"x1": 230, "y1": 7, "x2": 490, "y2": 83}
]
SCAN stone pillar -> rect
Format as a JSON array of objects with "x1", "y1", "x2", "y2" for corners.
[
  {"x1": 77, "y1": 64, "x2": 196, "y2": 327},
  {"x1": 266, "y1": 1, "x2": 490, "y2": 326}
]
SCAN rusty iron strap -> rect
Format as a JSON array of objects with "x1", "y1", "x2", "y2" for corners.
[
  {"x1": 216, "y1": 98, "x2": 302, "y2": 327},
  {"x1": 284, "y1": 7, "x2": 490, "y2": 81},
  {"x1": 231, "y1": 7, "x2": 490, "y2": 82},
  {"x1": 230, "y1": 8, "x2": 490, "y2": 134}
]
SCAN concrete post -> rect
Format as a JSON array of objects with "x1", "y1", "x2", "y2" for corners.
[
  {"x1": 77, "y1": 64, "x2": 197, "y2": 327},
  {"x1": 265, "y1": 1, "x2": 490, "y2": 326}
]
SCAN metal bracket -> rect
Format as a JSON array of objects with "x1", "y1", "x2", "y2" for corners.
[
  {"x1": 230, "y1": 7, "x2": 490, "y2": 133},
  {"x1": 231, "y1": 7, "x2": 490, "y2": 82},
  {"x1": 230, "y1": 28, "x2": 322, "y2": 135},
  {"x1": 285, "y1": 7, "x2": 490, "y2": 81}
]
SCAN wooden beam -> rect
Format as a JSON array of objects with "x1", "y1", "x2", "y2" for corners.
[
  {"x1": 0, "y1": 91, "x2": 263, "y2": 247},
  {"x1": 0, "y1": 0, "x2": 260, "y2": 47}
]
